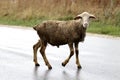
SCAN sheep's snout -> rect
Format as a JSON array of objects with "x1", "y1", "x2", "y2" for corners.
[{"x1": 83, "y1": 22, "x2": 89, "y2": 28}]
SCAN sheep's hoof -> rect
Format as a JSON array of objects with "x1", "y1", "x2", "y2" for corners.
[
  {"x1": 48, "y1": 66, "x2": 52, "y2": 69},
  {"x1": 77, "y1": 65, "x2": 82, "y2": 69},
  {"x1": 62, "y1": 63, "x2": 66, "y2": 67},
  {"x1": 35, "y1": 63, "x2": 40, "y2": 66}
]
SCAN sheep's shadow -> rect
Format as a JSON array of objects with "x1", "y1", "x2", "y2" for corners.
[
  {"x1": 33, "y1": 66, "x2": 81, "y2": 80},
  {"x1": 33, "y1": 67, "x2": 51, "y2": 80},
  {"x1": 62, "y1": 69, "x2": 81, "y2": 80}
]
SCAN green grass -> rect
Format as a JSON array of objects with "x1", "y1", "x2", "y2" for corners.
[
  {"x1": 0, "y1": 16, "x2": 47, "y2": 27},
  {"x1": 0, "y1": 16, "x2": 120, "y2": 37},
  {"x1": 88, "y1": 22, "x2": 120, "y2": 37}
]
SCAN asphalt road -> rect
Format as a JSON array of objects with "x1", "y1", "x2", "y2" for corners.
[{"x1": 0, "y1": 25, "x2": 120, "y2": 80}]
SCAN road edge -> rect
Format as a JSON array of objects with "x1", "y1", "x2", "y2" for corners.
[{"x1": 0, "y1": 24, "x2": 120, "y2": 40}]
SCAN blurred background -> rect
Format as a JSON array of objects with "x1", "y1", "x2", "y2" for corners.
[{"x1": 0, "y1": 0, "x2": 120, "y2": 36}]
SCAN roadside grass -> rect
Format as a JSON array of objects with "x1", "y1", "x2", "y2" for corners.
[
  {"x1": 0, "y1": 16, "x2": 46, "y2": 27},
  {"x1": 0, "y1": 0, "x2": 120, "y2": 37},
  {"x1": 88, "y1": 22, "x2": 120, "y2": 37},
  {"x1": 0, "y1": 16, "x2": 120, "y2": 37}
]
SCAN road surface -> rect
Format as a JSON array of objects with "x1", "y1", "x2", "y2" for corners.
[{"x1": 0, "y1": 25, "x2": 120, "y2": 80}]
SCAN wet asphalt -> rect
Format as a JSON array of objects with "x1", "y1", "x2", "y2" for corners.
[{"x1": 0, "y1": 25, "x2": 120, "y2": 80}]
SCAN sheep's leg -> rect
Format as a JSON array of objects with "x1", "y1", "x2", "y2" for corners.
[
  {"x1": 75, "y1": 43, "x2": 82, "y2": 69},
  {"x1": 40, "y1": 42, "x2": 52, "y2": 69},
  {"x1": 62, "y1": 43, "x2": 74, "y2": 67},
  {"x1": 33, "y1": 40, "x2": 41, "y2": 66}
]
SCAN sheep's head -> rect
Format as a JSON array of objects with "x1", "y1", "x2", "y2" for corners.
[{"x1": 74, "y1": 12, "x2": 96, "y2": 28}]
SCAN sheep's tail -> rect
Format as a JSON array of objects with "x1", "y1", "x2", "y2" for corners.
[
  {"x1": 33, "y1": 26, "x2": 37, "y2": 30},
  {"x1": 33, "y1": 24, "x2": 39, "y2": 31},
  {"x1": 33, "y1": 26, "x2": 38, "y2": 31}
]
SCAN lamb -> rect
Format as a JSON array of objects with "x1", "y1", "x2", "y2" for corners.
[{"x1": 33, "y1": 12, "x2": 96, "y2": 69}]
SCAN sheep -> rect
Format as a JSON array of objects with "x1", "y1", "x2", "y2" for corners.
[{"x1": 33, "y1": 12, "x2": 96, "y2": 69}]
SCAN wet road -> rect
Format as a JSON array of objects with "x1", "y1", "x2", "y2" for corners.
[{"x1": 0, "y1": 25, "x2": 120, "y2": 80}]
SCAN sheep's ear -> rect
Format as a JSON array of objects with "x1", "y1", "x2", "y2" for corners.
[
  {"x1": 89, "y1": 15, "x2": 96, "y2": 19},
  {"x1": 74, "y1": 16, "x2": 82, "y2": 20}
]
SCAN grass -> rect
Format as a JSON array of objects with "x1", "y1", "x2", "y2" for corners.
[
  {"x1": 0, "y1": 16, "x2": 47, "y2": 27},
  {"x1": 0, "y1": 0, "x2": 120, "y2": 37},
  {"x1": 0, "y1": 16, "x2": 120, "y2": 37},
  {"x1": 88, "y1": 22, "x2": 120, "y2": 37}
]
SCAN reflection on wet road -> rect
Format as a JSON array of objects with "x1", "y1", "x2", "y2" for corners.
[{"x1": 0, "y1": 25, "x2": 120, "y2": 80}]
